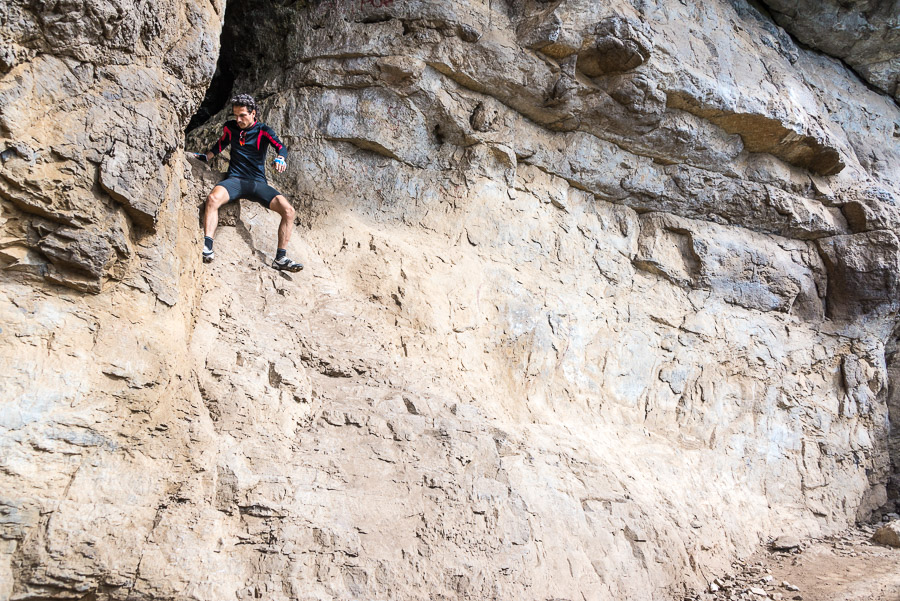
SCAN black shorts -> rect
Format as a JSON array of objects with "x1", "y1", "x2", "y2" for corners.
[{"x1": 216, "y1": 178, "x2": 281, "y2": 208}]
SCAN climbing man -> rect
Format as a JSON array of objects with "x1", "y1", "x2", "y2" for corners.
[{"x1": 196, "y1": 93, "x2": 303, "y2": 271}]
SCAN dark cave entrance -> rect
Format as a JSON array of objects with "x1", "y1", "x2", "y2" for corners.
[
  {"x1": 185, "y1": 0, "x2": 296, "y2": 132},
  {"x1": 186, "y1": 57, "x2": 235, "y2": 132},
  {"x1": 185, "y1": 0, "x2": 246, "y2": 132}
]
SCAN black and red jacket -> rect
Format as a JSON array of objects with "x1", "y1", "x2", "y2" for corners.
[{"x1": 209, "y1": 120, "x2": 287, "y2": 183}]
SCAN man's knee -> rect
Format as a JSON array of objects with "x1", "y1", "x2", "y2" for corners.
[
  {"x1": 274, "y1": 196, "x2": 294, "y2": 218},
  {"x1": 206, "y1": 187, "x2": 228, "y2": 208}
]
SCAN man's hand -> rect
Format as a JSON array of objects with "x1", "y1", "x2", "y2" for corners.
[
  {"x1": 274, "y1": 156, "x2": 286, "y2": 173},
  {"x1": 192, "y1": 152, "x2": 210, "y2": 163}
]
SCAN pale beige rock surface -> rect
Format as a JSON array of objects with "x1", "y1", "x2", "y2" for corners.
[
  {"x1": 2, "y1": 0, "x2": 900, "y2": 600},
  {"x1": 0, "y1": 0, "x2": 225, "y2": 294}
]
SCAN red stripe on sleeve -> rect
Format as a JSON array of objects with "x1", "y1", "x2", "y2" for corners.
[
  {"x1": 262, "y1": 130, "x2": 283, "y2": 151},
  {"x1": 215, "y1": 126, "x2": 231, "y2": 154}
]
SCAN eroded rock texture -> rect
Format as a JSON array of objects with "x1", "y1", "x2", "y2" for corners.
[
  {"x1": 0, "y1": 0, "x2": 224, "y2": 294},
  {"x1": 2, "y1": 0, "x2": 900, "y2": 600},
  {"x1": 758, "y1": 0, "x2": 900, "y2": 102}
]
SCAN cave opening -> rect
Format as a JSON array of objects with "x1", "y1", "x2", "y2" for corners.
[
  {"x1": 185, "y1": 0, "x2": 245, "y2": 133},
  {"x1": 186, "y1": 0, "x2": 298, "y2": 133},
  {"x1": 186, "y1": 56, "x2": 235, "y2": 133}
]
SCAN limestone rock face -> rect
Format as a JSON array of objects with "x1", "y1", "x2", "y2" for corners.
[
  {"x1": 576, "y1": 16, "x2": 654, "y2": 77},
  {"x1": 0, "y1": 0, "x2": 225, "y2": 295},
  {"x1": 818, "y1": 231, "x2": 900, "y2": 320},
  {"x1": 3, "y1": 1, "x2": 900, "y2": 600},
  {"x1": 758, "y1": 0, "x2": 900, "y2": 101}
]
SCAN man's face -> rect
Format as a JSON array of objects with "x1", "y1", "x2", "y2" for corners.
[{"x1": 233, "y1": 105, "x2": 256, "y2": 129}]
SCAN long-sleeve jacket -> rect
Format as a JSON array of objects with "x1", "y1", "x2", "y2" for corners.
[{"x1": 209, "y1": 120, "x2": 287, "y2": 183}]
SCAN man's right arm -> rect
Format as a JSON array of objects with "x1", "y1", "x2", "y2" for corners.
[{"x1": 207, "y1": 124, "x2": 234, "y2": 159}]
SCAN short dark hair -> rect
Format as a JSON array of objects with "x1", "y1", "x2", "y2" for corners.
[{"x1": 230, "y1": 93, "x2": 258, "y2": 116}]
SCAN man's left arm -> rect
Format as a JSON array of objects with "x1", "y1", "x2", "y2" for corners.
[{"x1": 262, "y1": 125, "x2": 288, "y2": 173}]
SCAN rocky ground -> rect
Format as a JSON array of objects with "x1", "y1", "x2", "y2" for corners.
[{"x1": 688, "y1": 520, "x2": 900, "y2": 601}]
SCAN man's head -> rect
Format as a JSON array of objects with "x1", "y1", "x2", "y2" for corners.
[{"x1": 231, "y1": 94, "x2": 258, "y2": 129}]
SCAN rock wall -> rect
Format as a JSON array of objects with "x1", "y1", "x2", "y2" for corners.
[
  {"x1": 3, "y1": 0, "x2": 900, "y2": 600},
  {"x1": 1, "y1": 0, "x2": 225, "y2": 598},
  {"x1": 758, "y1": 0, "x2": 900, "y2": 102},
  {"x1": 0, "y1": 0, "x2": 224, "y2": 294}
]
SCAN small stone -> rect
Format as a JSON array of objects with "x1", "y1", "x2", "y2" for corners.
[
  {"x1": 785, "y1": 584, "x2": 800, "y2": 591},
  {"x1": 709, "y1": 582, "x2": 720, "y2": 593},
  {"x1": 772, "y1": 535, "x2": 801, "y2": 551},
  {"x1": 749, "y1": 587, "x2": 768, "y2": 597}
]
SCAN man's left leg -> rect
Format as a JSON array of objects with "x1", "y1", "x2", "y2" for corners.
[
  {"x1": 269, "y1": 195, "x2": 295, "y2": 249},
  {"x1": 268, "y1": 195, "x2": 303, "y2": 272}
]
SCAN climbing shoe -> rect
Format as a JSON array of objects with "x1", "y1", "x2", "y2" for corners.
[
  {"x1": 202, "y1": 248, "x2": 214, "y2": 263},
  {"x1": 272, "y1": 256, "x2": 303, "y2": 272}
]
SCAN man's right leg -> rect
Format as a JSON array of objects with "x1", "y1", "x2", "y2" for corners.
[{"x1": 203, "y1": 185, "x2": 231, "y2": 262}]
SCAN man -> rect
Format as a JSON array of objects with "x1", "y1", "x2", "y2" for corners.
[{"x1": 196, "y1": 94, "x2": 303, "y2": 271}]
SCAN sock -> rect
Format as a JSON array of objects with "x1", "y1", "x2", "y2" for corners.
[
  {"x1": 204, "y1": 236, "x2": 214, "y2": 251},
  {"x1": 276, "y1": 248, "x2": 287, "y2": 261}
]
